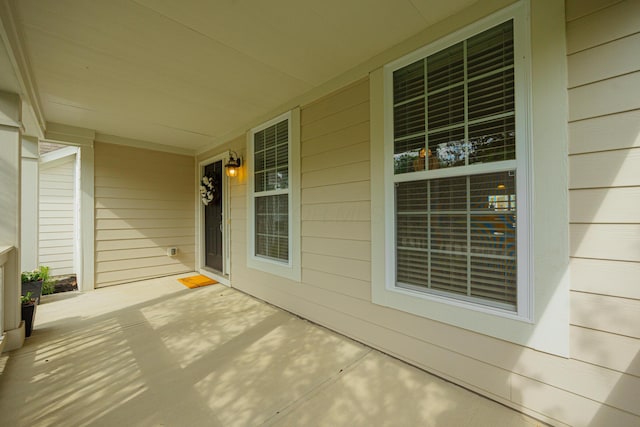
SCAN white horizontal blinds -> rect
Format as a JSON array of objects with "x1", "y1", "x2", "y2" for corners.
[
  {"x1": 396, "y1": 172, "x2": 517, "y2": 309},
  {"x1": 429, "y1": 176, "x2": 468, "y2": 296},
  {"x1": 427, "y1": 42, "x2": 466, "y2": 168},
  {"x1": 466, "y1": 20, "x2": 515, "y2": 164},
  {"x1": 393, "y1": 20, "x2": 515, "y2": 173},
  {"x1": 254, "y1": 119, "x2": 289, "y2": 192},
  {"x1": 255, "y1": 194, "x2": 289, "y2": 261},
  {"x1": 393, "y1": 60, "x2": 426, "y2": 174},
  {"x1": 396, "y1": 180, "x2": 429, "y2": 286},
  {"x1": 469, "y1": 172, "x2": 517, "y2": 307},
  {"x1": 254, "y1": 118, "x2": 289, "y2": 262},
  {"x1": 393, "y1": 20, "x2": 518, "y2": 310}
]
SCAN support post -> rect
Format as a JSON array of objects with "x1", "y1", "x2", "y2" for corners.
[
  {"x1": 0, "y1": 90, "x2": 24, "y2": 351},
  {"x1": 20, "y1": 136, "x2": 39, "y2": 272},
  {"x1": 77, "y1": 144, "x2": 95, "y2": 291}
]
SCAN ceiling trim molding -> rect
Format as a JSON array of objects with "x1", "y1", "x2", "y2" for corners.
[
  {"x1": 44, "y1": 122, "x2": 95, "y2": 147},
  {"x1": 0, "y1": 0, "x2": 45, "y2": 138},
  {"x1": 44, "y1": 121, "x2": 195, "y2": 156},
  {"x1": 95, "y1": 132, "x2": 195, "y2": 156}
]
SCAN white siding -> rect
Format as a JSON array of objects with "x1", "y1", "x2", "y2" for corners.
[
  {"x1": 39, "y1": 155, "x2": 76, "y2": 276},
  {"x1": 94, "y1": 142, "x2": 195, "y2": 287}
]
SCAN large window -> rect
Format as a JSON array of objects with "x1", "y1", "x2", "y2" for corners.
[
  {"x1": 392, "y1": 20, "x2": 520, "y2": 312},
  {"x1": 247, "y1": 110, "x2": 301, "y2": 281},
  {"x1": 375, "y1": 4, "x2": 534, "y2": 320},
  {"x1": 372, "y1": 1, "x2": 570, "y2": 356}
]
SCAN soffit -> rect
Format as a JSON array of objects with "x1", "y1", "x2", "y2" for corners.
[
  {"x1": 0, "y1": 38, "x2": 20, "y2": 94},
  {"x1": 13, "y1": 0, "x2": 477, "y2": 152}
]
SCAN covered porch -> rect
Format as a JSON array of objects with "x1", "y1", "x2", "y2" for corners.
[
  {"x1": 0, "y1": 274, "x2": 541, "y2": 426},
  {"x1": 1, "y1": 0, "x2": 638, "y2": 425}
]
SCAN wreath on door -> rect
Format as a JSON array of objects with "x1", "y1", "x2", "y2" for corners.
[{"x1": 200, "y1": 175, "x2": 219, "y2": 206}]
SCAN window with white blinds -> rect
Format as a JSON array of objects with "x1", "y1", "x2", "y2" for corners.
[
  {"x1": 393, "y1": 20, "x2": 515, "y2": 174},
  {"x1": 391, "y1": 19, "x2": 521, "y2": 311},
  {"x1": 252, "y1": 118, "x2": 290, "y2": 263}
]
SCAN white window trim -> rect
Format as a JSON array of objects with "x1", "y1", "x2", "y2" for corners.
[
  {"x1": 386, "y1": 5, "x2": 532, "y2": 320},
  {"x1": 247, "y1": 109, "x2": 301, "y2": 282},
  {"x1": 371, "y1": 1, "x2": 570, "y2": 357}
]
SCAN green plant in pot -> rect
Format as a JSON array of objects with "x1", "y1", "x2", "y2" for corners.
[
  {"x1": 21, "y1": 291, "x2": 37, "y2": 337},
  {"x1": 21, "y1": 266, "x2": 54, "y2": 304}
]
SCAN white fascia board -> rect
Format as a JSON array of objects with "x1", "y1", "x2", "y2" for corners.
[
  {"x1": 44, "y1": 122, "x2": 95, "y2": 147},
  {"x1": 39, "y1": 145, "x2": 79, "y2": 164}
]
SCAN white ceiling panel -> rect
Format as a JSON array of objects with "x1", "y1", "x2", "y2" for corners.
[
  {"x1": 11, "y1": 0, "x2": 479, "y2": 152},
  {"x1": 409, "y1": 0, "x2": 480, "y2": 25}
]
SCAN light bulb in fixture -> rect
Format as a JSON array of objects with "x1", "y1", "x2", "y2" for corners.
[{"x1": 225, "y1": 152, "x2": 242, "y2": 178}]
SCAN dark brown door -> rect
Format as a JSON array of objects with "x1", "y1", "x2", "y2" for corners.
[{"x1": 204, "y1": 161, "x2": 223, "y2": 272}]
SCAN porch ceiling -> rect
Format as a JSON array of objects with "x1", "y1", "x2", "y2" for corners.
[{"x1": 10, "y1": 0, "x2": 478, "y2": 152}]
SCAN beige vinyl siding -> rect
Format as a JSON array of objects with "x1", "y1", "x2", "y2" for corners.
[
  {"x1": 300, "y1": 81, "x2": 371, "y2": 298},
  {"x1": 39, "y1": 155, "x2": 76, "y2": 276},
  {"x1": 567, "y1": 0, "x2": 640, "y2": 424},
  {"x1": 198, "y1": 2, "x2": 640, "y2": 425},
  {"x1": 94, "y1": 142, "x2": 195, "y2": 287},
  {"x1": 567, "y1": 0, "x2": 640, "y2": 388}
]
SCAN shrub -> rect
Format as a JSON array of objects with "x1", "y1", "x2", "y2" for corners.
[
  {"x1": 21, "y1": 266, "x2": 55, "y2": 295},
  {"x1": 20, "y1": 291, "x2": 34, "y2": 305}
]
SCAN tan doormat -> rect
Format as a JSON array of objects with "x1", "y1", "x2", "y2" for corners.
[{"x1": 178, "y1": 275, "x2": 218, "y2": 289}]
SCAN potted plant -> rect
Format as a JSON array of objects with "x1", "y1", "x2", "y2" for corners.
[
  {"x1": 21, "y1": 266, "x2": 55, "y2": 305},
  {"x1": 21, "y1": 291, "x2": 37, "y2": 337}
]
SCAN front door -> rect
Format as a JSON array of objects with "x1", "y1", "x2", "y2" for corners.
[{"x1": 204, "y1": 161, "x2": 223, "y2": 272}]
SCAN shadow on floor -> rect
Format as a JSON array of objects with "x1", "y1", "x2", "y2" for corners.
[{"x1": 0, "y1": 279, "x2": 541, "y2": 427}]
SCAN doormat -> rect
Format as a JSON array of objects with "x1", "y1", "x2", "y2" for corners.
[{"x1": 178, "y1": 275, "x2": 218, "y2": 289}]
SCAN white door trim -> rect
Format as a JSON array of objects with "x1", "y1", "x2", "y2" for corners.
[{"x1": 196, "y1": 152, "x2": 231, "y2": 287}]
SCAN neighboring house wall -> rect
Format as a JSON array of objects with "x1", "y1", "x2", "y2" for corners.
[
  {"x1": 196, "y1": 1, "x2": 640, "y2": 425},
  {"x1": 94, "y1": 142, "x2": 195, "y2": 287},
  {"x1": 566, "y1": 0, "x2": 640, "y2": 418},
  {"x1": 39, "y1": 154, "x2": 76, "y2": 276}
]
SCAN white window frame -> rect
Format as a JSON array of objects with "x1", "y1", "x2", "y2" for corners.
[
  {"x1": 385, "y1": 8, "x2": 531, "y2": 319},
  {"x1": 371, "y1": 1, "x2": 569, "y2": 357},
  {"x1": 247, "y1": 109, "x2": 301, "y2": 282}
]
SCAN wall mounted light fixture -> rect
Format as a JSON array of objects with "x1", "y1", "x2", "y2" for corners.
[{"x1": 225, "y1": 151, "x2": 242, "y2": 177}]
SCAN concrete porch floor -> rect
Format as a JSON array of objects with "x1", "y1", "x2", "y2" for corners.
[{"x1": 0, "y1": 274, "x2": 543, "y2": 426}]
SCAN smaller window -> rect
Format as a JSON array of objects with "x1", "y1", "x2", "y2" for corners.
[
  {"x1": 247, "y1": 110, "x2": 301, "y2": 281},
  {"x1": 253, "y1": 119, "x2": 290, "y2": 262}
]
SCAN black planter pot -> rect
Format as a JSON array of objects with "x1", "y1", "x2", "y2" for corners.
[
  {"x1": 21, "y1": 302, "x2": 36, "y2": 337},
  {"x1": 22, "y1": 280, "x2": 43, "y2": 305}
]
